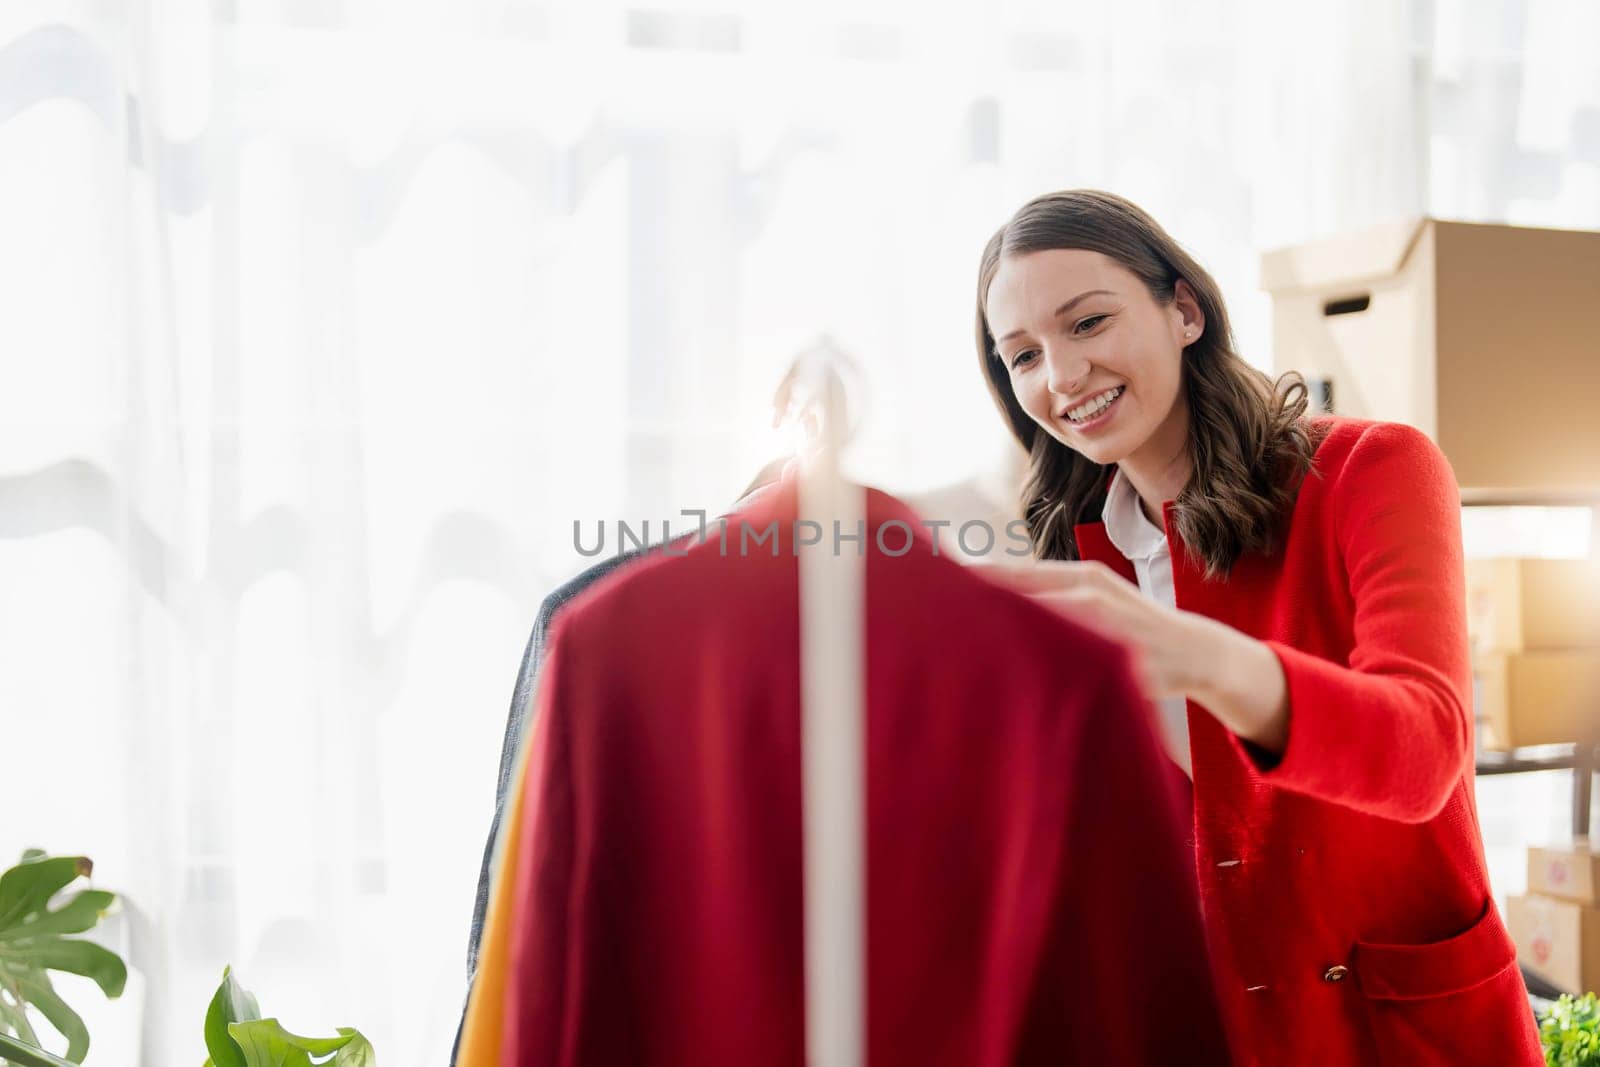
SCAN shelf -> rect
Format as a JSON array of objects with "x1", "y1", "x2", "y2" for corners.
[
  {"x1": 1476, "y1": 741, "x2": 1599, "y2": 837},
  {"x1": 1460, "y1": 489, "x2": 1600, "y2": 507}
]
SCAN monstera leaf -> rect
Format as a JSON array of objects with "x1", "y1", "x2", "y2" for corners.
[
  {"x1": 202, "y1": 968, "x2": 375, "y2": 1067},
  {"x1": 0, "y1": 1029, "x2": 79, "y2": 1067},
  {"x1": 0, "y1": 851, "x2": 126, "y2": 1064}
]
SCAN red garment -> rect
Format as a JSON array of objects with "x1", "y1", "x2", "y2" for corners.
[
  {"x1": 1074, "y1": 417, "x2": 1540, "y2": 1065},
  {"x1": 501, "y1": 478, "x2": 1231, "y2": 1065}
]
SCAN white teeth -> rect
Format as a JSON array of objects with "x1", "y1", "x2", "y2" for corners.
[{"x1": 1067, "y1": 387, "x2": 1123, "y2": 422}]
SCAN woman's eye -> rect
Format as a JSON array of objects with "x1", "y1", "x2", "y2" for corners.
[
  {"x1": 1010, "y1": 350, "x2": 1037, "y2": 369},
  {"x1": 1074, "y1": 315, "x2": 1107, "y2": 334}
]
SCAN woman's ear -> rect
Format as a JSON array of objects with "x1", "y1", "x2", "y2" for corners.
[{"x1": 1173, "y1": 278, "x2": 1206, "y2": 344}]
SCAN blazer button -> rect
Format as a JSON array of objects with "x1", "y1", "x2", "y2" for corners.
[{"x1": 1323, "y1": 965, "x2": 1350, "y2": 983}]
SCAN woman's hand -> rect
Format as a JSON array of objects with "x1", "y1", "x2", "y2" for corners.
[
  {"x1": 976, "y1": 559, "x2": 1290, "y2": 754},
  {"x1": 976, "y1": 559, "x2": 1206, "y2": 698}
]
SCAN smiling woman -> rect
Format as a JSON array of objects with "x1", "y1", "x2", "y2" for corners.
[{"x1": 970, "y1": 190, "x2": 1544, "y2": 1066}]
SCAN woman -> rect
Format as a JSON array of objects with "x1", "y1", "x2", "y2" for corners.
[{"x1": 975, "y1": 190, "x2": 1540, "y2": 1065}]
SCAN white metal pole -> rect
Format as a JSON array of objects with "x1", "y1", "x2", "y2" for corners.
[{"x1": 795, "y1": 358, "x2": 865, "y2": 1067}]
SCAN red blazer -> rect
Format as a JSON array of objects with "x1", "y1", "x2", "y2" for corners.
[
  {"x1": 501, "y1": 479, "x2": 1232, "y2": 1065},
  {"x1": 1075, "y1": 417, "x2": 1539, "y2": 1065}
]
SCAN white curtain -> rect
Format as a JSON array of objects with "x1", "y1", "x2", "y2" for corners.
[{"x1": 2, "y1": 0, "x2": 1596, "y2": 1062}]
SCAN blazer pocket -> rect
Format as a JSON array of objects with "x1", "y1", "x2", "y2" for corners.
[{"x1": 1349, "y1": 900, "x2": 1541, "y2": 1066}]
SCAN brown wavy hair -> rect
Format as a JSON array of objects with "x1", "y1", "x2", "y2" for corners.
[{"x1": 975, "y1": 189, "x2": 1320, "y2": 580}]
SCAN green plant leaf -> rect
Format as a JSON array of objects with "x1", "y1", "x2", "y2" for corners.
[
  {"x1": 226, "y1": 1019, "x2": 353, "y2": 1067},
  {"x1": 0, "y1": 857, "x2": 92, "y2": 932},
  {"x1": 0, "y1": 854, "x2": 123, "y2": 1067},
  {"x1": 204, "y1": 966, "x2": 261, "y2": 1067},
  {"x1": 2, "y1": 939, "x2": 127, "y2": 998},
  {"x1": 13, "y1": 972, "x2": 88, "y2": 1063},
  {"x1": 0, "y1": 1029, "x2": 80, "y2": 1067},
  {"x1": 0, "y1": 971, "x2": 43, "y2": 1046},
  {"x1": 0, "y1": 891, "x2": 116, "y2": 943},
  {"x1": 330, "y1": 1028, "x2": 375, "y2": 1066},
  {"x1": 1538, "y1": 992, "x2": 1600, "y2": 1066}
]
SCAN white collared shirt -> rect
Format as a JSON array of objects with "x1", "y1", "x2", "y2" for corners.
[{"x1": 1101, "y1": 467, "x2": 1192, "y2": 778}]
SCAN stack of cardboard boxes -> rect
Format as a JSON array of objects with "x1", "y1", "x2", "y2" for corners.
[
  {"x1": 1469, "y1": 556, "x2": 1600, "y2": 994},
  {"x1": 1466, "y1": 557, "x2": 1600, "y2": 753},
  {"x1": 1509, "y1": 845, "x2": 1600, "y2": 995}
]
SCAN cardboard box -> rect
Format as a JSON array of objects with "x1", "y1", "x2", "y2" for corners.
[
  {"x1": 1466, "y1": 557, "x2": 1600, "y2": 653},
  {"x1": 1507, "y1": 893, "x2": 1600, "y2": 994},
  {"x1": 1473, "y1": 650, "x2": 1600, "y2": 750},
  {"x1": 1530, "y1": 843, "x2": 1600, "y2": 906},
  {"x1": 1260, "y1": 218, "x2": 1600, "y2": 494}
]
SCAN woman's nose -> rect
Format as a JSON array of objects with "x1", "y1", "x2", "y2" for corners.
[{"x1": 1044, "y1": 347, "x2": 1092, "y2": 396}]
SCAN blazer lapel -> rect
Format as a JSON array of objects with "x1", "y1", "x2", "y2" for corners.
[{"x1": 1072, "y1": 520, "x2": 1138, "y2": 584}]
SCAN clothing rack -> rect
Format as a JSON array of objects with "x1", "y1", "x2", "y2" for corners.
[{"x1": 786, "y1": 338, "x2": 866, "y2": 1067}]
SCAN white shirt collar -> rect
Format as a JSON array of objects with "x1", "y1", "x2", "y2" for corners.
[{"x1": 1101, "y1": 467, "x2": 1169, "y2": 562}]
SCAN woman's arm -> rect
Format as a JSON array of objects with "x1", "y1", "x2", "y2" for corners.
[
  {"x1": 1179, "y1": 614, "x2": 1290, "y2": 755},
  {"x1": 982, "y1": 422, "x2": 1471, "y2": 823},
  {"x1": 1216, "y1": 422, "x2": 1473, "y2": 824}
]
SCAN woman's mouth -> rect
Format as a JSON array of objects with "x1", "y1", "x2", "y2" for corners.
[{"x1": 1062, "y1": 386, "x2": 1125, "y2": 432}]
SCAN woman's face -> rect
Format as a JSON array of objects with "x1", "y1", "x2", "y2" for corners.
[{"x1": 984, "y1": 248, "x2": 1201, "y2": 469}]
